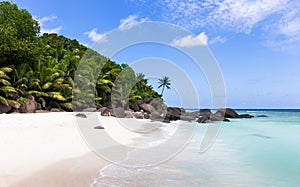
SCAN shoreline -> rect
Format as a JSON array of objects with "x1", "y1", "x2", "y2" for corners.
[
  {"x1": 0, "y1": 112, "x2": 108, "y2": 187},
  {"x1": 0, "y1": 112, "x2": 178, "y2": 186},
  {"x1": 10, "y1": 152, "x2": 108, "y2": 187}
]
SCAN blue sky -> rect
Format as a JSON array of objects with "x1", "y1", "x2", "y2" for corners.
[{"x1": 12, "y1": 0, "x2": 300, "y2": 108}]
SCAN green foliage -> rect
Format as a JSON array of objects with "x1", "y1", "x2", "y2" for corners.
[
  {"x1": 0, "y1": 67, "x2": 17, "y2": 105},
  {"x1": 0, "y1": 2, "x2": 161, "y2": 111},
  {"x1": 0, "y1": 1, "x2": 41, "y2": 67},
  {"x1": 0, "y1": 1, "x2": 40, "y2": 39}
]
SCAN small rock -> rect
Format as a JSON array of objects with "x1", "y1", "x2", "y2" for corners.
[
  {"x1": 256, "y1": 115, "x2": 268, "y2": 117},
  {"x1": 50, "y1": 108, "x2": 62, "y2": 112},
  {"x1": 239, "y1": 114, "x2": 254, "y2": 118},
  {"x1": 94, "y1": 126, "x2": 104, "y2": 129},
  {"x1": 76, "y1": 113, "x2": 87, "y2": 118}
]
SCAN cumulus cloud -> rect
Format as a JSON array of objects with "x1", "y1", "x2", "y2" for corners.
[
  {"x1": 84, "y1": 28, "x2": 107, "y2": 43},
  {"x1": 34, "y1": 15, "x2": 62, "y2": 34},
  {"x1": 172, "y1": 32, "x2": 208, "y2": 47},
  {"x1": 85, "y1": 15, "x2": 148, "y2": 43}
]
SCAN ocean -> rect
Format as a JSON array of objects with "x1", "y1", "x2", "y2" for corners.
[{"x1": 92, "y1": 109, "x2": 300, "y2": 186}]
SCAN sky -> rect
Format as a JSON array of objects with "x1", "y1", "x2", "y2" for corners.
[{"x1": 12, "y1": 0, "x2": 300, "y2": 109}]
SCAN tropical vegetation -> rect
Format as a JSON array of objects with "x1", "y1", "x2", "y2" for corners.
[
  {"x1": 158, "y1": 76, "x2": 171, "y2": 96},
  {"x1": 0, "y1": 1, "x2": 161, "y2": 112}
]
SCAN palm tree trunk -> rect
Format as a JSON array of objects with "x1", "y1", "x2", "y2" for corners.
[{"x1": 161, "y1": 85, "x2": 165, "y2": 95}]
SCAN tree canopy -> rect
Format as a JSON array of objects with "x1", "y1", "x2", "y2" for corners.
[
  {"x1": 0, "y1": 1, "x2": 161, "y2": 112},
  {"x1": 0, "y1": 1, "x2": 41, "y2": 67}
]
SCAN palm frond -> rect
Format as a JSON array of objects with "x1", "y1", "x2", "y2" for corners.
[{"x1": 0, "y1": 96, "x2": 8, "y2": 105}]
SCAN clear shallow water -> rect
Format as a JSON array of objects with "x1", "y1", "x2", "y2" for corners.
[{"x1": 93, "y1": 109, "x2": 300, "y2": 187}]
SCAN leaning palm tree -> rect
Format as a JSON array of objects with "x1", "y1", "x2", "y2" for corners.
[{"x1": 158, "y1": 76, "x2": 171, "y2": 96}]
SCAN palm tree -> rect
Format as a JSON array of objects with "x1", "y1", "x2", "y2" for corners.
[
  {"x1": 158, "y1": 76, "x2": 171, "y2": 96},
  {"x1": 0, "y1": 67, "x2": 17, "y2": 105}
]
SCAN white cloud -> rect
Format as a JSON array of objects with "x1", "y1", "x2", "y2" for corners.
[
  {"x1": 85, "y1": 15, "x2": 148, "y2": 43},
  {"x1": 84, "y1": 28, "x2": 107, "y2": 43},
  {"x1": 209, "y1": 0, "x2": 288, "y2": 33},
  {"x1": 119, "y1": 15, "x2": 148, "y2": 31},
  {"x1": 172, "y1": 32, "x2": 208, "y2": 47},
  {"x1": 35, "y1": 15, "x2": 57, "y2": 26},
  {"x1": 152, "y1": 0, "x2": 288, "y2": 33},
  {"x1": 210, "y1": 36, "x2": 226, "y2": 45},
  {"x1": 41, "y1": 26, "x2": 62, "y2": 34},
  {"x1": 263, "y1": 0, "x2": 300, "y2": 52},
  {"x1": 34, "y1": 15, "x2": 62, "y2": 34},
  {"x1": 133, "y1": 0, "x2": 300, "y2": 51}
]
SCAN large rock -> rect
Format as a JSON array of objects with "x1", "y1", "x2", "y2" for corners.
[
  {"x1": 0, "y1": 103, "x2": 12, "y2": 114},
  {"x1": 199, "y1": 109, "x2": 212, "y2": 118},
  {"x1": 164, "y1": 107, "x2": 185, "y2": 121},
  {"x1": 129, "y1": 102, "x2": 140, "y2": 112},
  {"x1": 150, "y1": 99, "x2": 168, "y2": 114},
  {"x1": 216, "y1": 108, "x2": 239, "y2": 118},
  {"x1": 98, "y1": 107, "x2": 111, "y2": 116},
  {"x1": 124, "y1": 110, "x2": 134, "y2": 118},
  {"x1": 210, "y1": 113, "x2": 225, "y2": 121},
  {"x1": 165, "y1": 113, "x2": 181, "y2": 121},
  {"x1": 167, "y1": 107, "x2": 184, "y2": 116},
  {"x1": 139, "y1": 103, "x2": 156, "y2": 114},
  {"x1": 35, "y1": 102, "x2": 42, "y2": 110},
  {"x1": 19, "y1": 96, "x2": 36, "y2": 113},
  {"x1": 112, "y1": 107, "x2": 126, "y2": 118},
  {"x1": 210, "y1": 112, "x2": 230, "y2": 122},
  {"x1": 142, "y1": 98, "x2": 153, "y2": 104}
]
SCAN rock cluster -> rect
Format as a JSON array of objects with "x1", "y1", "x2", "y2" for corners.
[
  {"x1": 0, "y1": 96, "x2": 256, "y2": 124},
  {"x1": 95, "y1": 99, "x2": 255, "y2": 123}
]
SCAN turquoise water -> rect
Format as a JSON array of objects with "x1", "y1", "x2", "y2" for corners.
[{"x1": 93, "y1": 109, "x2": 300, "y2": 186}]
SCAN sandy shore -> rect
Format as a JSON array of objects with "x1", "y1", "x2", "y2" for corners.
[
  {"x1": 0, "y1": 112, "x2": 179, "y2": 187},
  {"x1": 0, "y1": 112, "x2": 108, "y2": 187}
]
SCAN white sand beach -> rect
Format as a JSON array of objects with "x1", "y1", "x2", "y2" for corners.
[
  {"x1": 0, "y1": 112, "x2": 178, "y2": 187},
  {"x1": 0, "y1": 112, "x2": 109, "y2": 187}
]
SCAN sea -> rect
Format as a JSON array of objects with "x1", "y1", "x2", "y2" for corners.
[{"x1": 92, "y1": 109, "x2": 300, "y2": 187}]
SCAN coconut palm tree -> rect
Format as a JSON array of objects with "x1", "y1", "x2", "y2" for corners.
[
  {"x1": 158, "y1": 76, "x2": 171, "y2": 96},
  {"x1": 0, "y1": 67, "x2": 17, "y2": 105}
]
